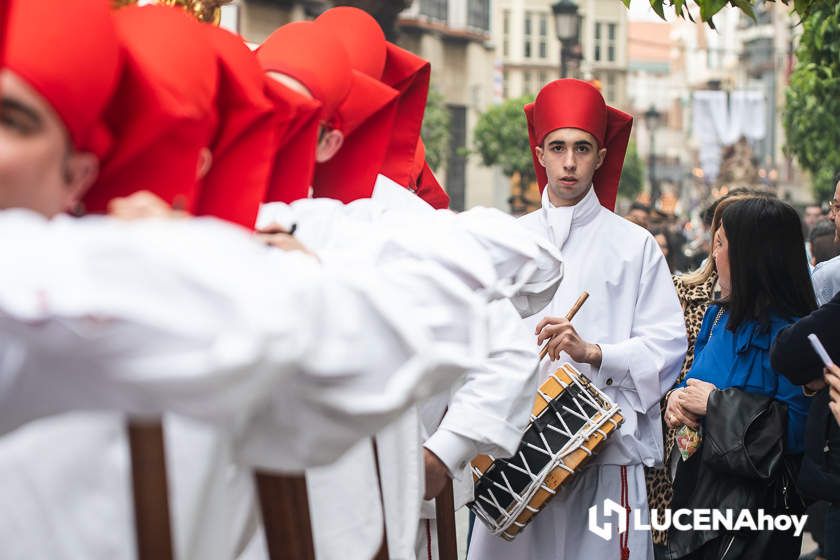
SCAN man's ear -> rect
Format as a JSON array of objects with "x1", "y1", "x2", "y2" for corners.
[
  {"x1": 535, "y1": 145, "x2": 546, "y2": 168},
  {"x1": 62, "y1": 152, "x2": 99, "y2": 212},
  {"x1": 196, "y1": 147, "x2": 213, "y2": 180},
  {"x1": 315, "y1": 129, "x2": 344, "y2": 163},
  {"x1": 595, "y1": 147, "x2": 607, "y2": 170}
]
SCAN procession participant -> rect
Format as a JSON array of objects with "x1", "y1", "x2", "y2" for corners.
[
  {"x1": 468, "y1": 79, "x2": 687, "y2": 560},
  {"x1": 315, "y1": 6, "x2": 450, "y2": 208},
  {"x1": 0, "y1": 4, "x2": 507, "y2": 558},
  {"x1": 256, "y1": 20, "x2": 399, "y2": 205},
  {"x1": 416, "y1": 298, "x2": 540, "y2": 560},
  {"x1": 192, "y1": 24, "x2": 277, "y2": 227},
  {"x1": 1, "y1": 0, "x2": 119, "y2": 218},
  {"x1": 107, "y1": 23, "x2": 278, "y2": 227},
  {"x1": 260, "y1": 74, "x2": 321, "y2": 205},
  {"x1": 255, "y1": 192, "x2": 562, "y2": 560},
  {"x1": 81, "y1": 4, "x2": 217, "y2": 216}
]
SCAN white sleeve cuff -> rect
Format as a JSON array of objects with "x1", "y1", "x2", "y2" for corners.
[
  {"x1": 593, "y1": 341, "x2": 631, "y2": 389},
  {"x1": 423, "y1": 429, "x2": 479, "y2": 477}
]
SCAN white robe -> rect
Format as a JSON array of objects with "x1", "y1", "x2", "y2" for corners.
[
  {"x1": 255, "y1": 186, "x2": 563, "y2": 560},
  {"x1": 468, "y1": 187, "x2": 687, "y2": 560},
  {"x1": 0, "y1": 208, "x2": 525, "y2": 560},
  {"x1": 415, "y1": 298, "x2": 539, "y2": 560}
]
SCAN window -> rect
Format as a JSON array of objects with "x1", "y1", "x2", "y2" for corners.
[
  {"x1": 467, "y1": 0, "x2": 490, "y2": 31},
  {"x1": 419, "y1": 0, "x2": 448, "y2": 23},
  {"x1": 502, "y1": 9, "x2": 510, "y2": 57},
  {"x1": 605, "y1": 72, "x2": 617, "y2": 103},
  {"x1": 502, "y1": 70, "x2": 509, "y2": 99},
  {"x1": 524, "y1": 12, "x2": 532, "y2": 58},
  {"x1": 523, "y1": 70, "x2": 533, "y2": 94},
  {"x1": 594, "y1": 22, "x2": 602, "y2": 62},
  {"x1": 538, "y1": 71, "x2": 548, "y2": 89},
  {"x1": 607, "y1": 23, "x2": 617, "y2": 62},
  {"x1": 538, "y1": 13, "x2": 548, "y2": 59},
  {"x1": 595, "y1": 21, "x2": 618, "y2": 64}
]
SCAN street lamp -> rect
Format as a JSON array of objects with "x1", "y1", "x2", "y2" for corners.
[
  {"x1": 644, "y1": 105, "x2": 663, "y2": 208},
  {"x1": 552, "y1": 0, "x2": 581, "y2": 79}
]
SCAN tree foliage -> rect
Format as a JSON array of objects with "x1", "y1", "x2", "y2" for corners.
[
  {"x1": 783, "y1": 1, "x2": 840, "y2": 201},
  {"x1": 421, "y1": 88, "x2": 450, "y2": 172},
  {"x1": 629, "y1": 0, "x2": 832, "y2": 26},
  {"x1": 473, "y1": 95, "x2": 536, "y2": 184},
  {"x1": 619, "y1": 140, "x2": 644, "y2": 201}
]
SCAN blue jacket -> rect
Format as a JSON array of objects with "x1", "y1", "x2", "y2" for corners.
[{"x1": 680, "y1": 304, "x2": 809, "y2": 454}]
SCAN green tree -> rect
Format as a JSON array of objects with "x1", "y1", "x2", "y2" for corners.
[
  {"x1": 473, "y1": 95, "x2": 535, "y2": 183},
  {"x1": 421, "y1": 88, "x2": 450, "y2": 172},
  {"x1": 619, "y1": 140, "x2": 644, "y2": 201},
  {"x1": 622, "y1": 0, "x2": 833, "y2": 26},
  {"x1": 783, "y1": 1, "x2": 840, "y2": 202},
  {"x1": 472, "y1": 95, "x2": 537, "y2": 213}
]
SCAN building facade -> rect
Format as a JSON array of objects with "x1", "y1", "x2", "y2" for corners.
[
  {"x1": 398, "y1": 0, "x2": 503, "y2": 210},
  {"x1": 493, "y1": 0, "x2": 629, "y2": 109}
]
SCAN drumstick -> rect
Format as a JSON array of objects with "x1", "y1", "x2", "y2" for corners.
[{"x1": 538, "y1": 291, "x2": 589, "y2": 361}]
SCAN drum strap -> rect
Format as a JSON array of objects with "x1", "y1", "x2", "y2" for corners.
[{"x1": 619, "y1": 465, "x2": 630, "y2": 560}]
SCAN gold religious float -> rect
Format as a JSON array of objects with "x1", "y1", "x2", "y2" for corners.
[{"x1": 111, "y1": 0, "x2": 233, "y2": 25}]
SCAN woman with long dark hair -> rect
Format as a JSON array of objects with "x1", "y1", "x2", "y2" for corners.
[{"x1": 663, "y1": 197, "x2": 817, "y2": 560}]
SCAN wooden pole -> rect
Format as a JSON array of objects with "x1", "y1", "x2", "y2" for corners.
[
  {"x1": 371, "y1": 440, "x2": 391, "y2": 560},
  {"x1": 127, "y1": 421, "x2": 174, "y2": 560},
  {"x1": 435, "y1": 479, "x2": 458, "y2": 560},
  {"x1": 255, "y1": 473, "x2": 316, "y2": 560}
]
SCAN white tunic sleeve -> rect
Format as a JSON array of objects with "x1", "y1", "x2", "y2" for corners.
[
  {"x1": 423, "y1": 298, "x2": 539, "y2": 475},
  {"x1": 593, "y1": 235, "x2": 687, "y2": 413},
  {"x1": 0, "y1": 210, "x2": 490, "y2": 469}
]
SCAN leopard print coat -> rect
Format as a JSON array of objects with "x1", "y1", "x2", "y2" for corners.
[{"x1": 645, "y1": 272, "x2": 717, "y2": 545}]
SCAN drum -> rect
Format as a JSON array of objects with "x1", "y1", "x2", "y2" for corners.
[{"x1": 468, "y1": 363, "x2": 624, "y2": 541}]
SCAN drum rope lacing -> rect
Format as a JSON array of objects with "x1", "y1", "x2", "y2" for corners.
[{"x1": 470, "y1": 368, "x2": 622, "y2": 539}]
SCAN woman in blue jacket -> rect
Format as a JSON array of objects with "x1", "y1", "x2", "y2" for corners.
[{"x1": 664, "y1": 197, "x2": 817, "y2": 559}]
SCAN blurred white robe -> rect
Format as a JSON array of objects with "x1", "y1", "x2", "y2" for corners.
[
  {"x1": 255, "y1": 179, "x2": 561, "y2": 560},
  {"x1": 0, "y1": 208, "x2": 516, "y2": 560}
]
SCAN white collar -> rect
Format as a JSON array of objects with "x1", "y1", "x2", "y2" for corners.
[{"x1": 539, "y1": 185, "x2": 601, "y2": 248}]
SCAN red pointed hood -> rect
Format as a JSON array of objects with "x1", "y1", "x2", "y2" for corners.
[
  {"x1": 83, "y1": 5, "x2": 218, "y2": 214},
  {"x1": 196, "y1": 25, "x2": 277, "y2": 228},
  {"x1": 315, "y1": 7, "x2": 430, "y2": 189},
  {"x1": 5, "y1": 0, "x2": 120, "y2": 158},
  {"x1": 262, "y1": 77, "x2": 322, "y2": 204},
  {"x1": 525, "y1": 79, "x2": 632, "y2": 212}
]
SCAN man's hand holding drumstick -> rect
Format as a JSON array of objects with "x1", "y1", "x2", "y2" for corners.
[{"x1": 536, "y1": 292, "x2": 601, "y2": 366}]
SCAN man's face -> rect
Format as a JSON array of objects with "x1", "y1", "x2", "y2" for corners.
[
  {"x1": 535, "y1": 128, "x2": 606, "y2": 207},
  {"x1": 0, "y1": 71, "x2": 96, "y2": 218},
  {"x1": 829, "y1": 180, "x2": 840, "y2": 243},
  {"x1": 804, "y1": 205, "x2": 823, "y2": 229}
]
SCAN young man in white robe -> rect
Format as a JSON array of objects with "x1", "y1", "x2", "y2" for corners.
[{"x1": 467, "y1": 79, "x2": 687, "y2": 560}]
